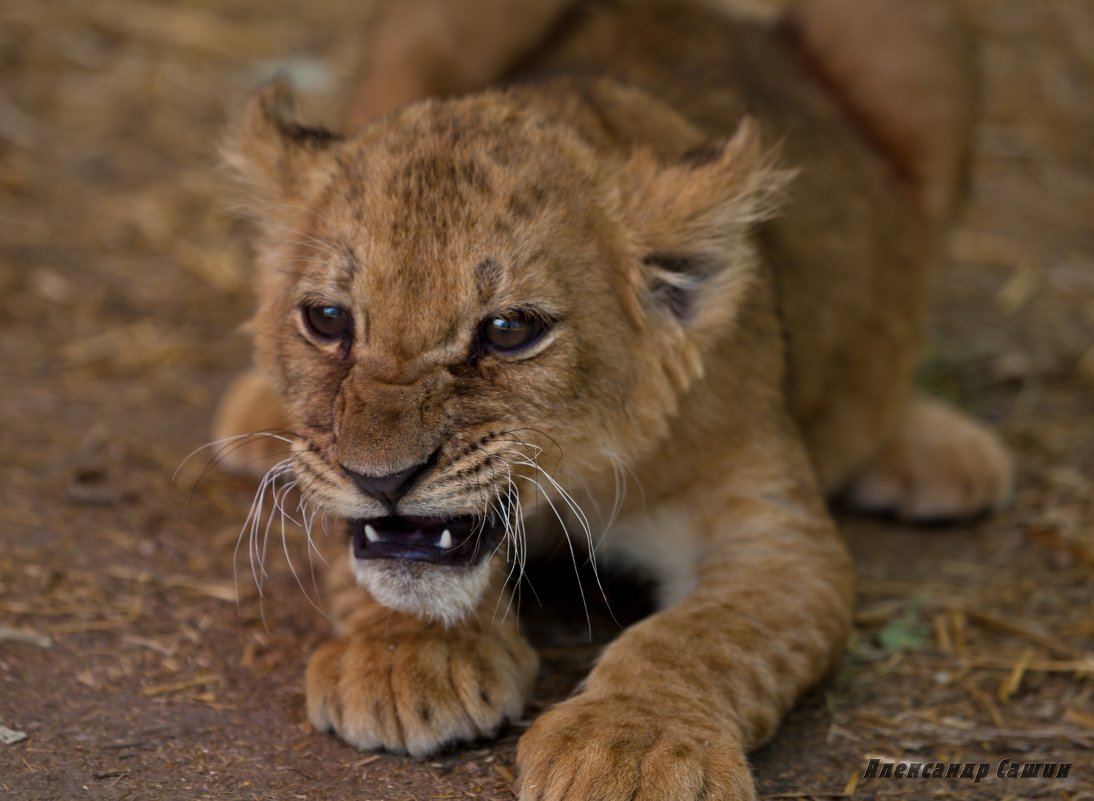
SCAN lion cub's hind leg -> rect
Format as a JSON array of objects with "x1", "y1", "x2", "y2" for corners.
[
  {"x1": 211, "y1": 369, "x2": 295, "y2": 478},
  {"x1": 844, "y1": 396, "x2": 1014, "y2": 523}
]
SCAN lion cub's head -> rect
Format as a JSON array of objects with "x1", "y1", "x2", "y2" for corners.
[{"x1": 228, "y1": 82, "x2": 783, "y2": 624}]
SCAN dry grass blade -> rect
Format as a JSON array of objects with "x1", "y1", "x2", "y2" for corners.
[
  {"x1": 0, "y1": 626, "x2": 52, "y2": 649},
  {"x1": 962, "y1": 677, "x2": 1006, "y2": 727},
  {"x1": 1063, "y1": 709, "x2": 1094, "y2": 730},
  {"x1": 104, "y1": 565, "x2": 238, "y2": 603},
  {"x1": 45, "y1": 617, "x2": 141, "y2": 635},
  {"x1": 962, "y1": 607, "x2": 1087, "y2": 659},
  {"x1": 997, "y1": 648, "x2": 1035, "y2": 703},
  {"x1": 140, "y1": 673, "x2": 222, "y2": 698},
  {"x1": 853, "y1": 715, "x2": 1094, "y2": 749},
  {"x1": 962, "y1": 656, "x2": 1094, "y2": 674}
]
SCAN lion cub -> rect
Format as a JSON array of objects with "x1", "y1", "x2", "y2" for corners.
[{"x1": 215, "y1": 0, "x2": 1012, "y2": 798}]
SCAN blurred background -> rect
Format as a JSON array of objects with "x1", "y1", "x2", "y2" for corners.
[{"x1": 0, "y1": 1, "x2": 1091, "y2": 799}]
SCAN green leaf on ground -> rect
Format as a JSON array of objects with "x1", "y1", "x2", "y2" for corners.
[{"x1": 876, "y1": 598, "x2": 930, "y2": 652}]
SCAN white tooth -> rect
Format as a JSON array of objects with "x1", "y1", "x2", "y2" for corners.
[
  {"x1": 439, "y1": 529, "x2": 453, "y2": 550},
  {"x1": 364, "y1": 524, "x2": 380, "y2": 543}
]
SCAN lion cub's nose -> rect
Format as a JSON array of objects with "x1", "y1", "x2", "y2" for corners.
[{"x1": 343, "y1": 458, "x2": 433, "y2": 508}]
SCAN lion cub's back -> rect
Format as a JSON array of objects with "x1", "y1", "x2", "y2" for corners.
[{"x1": 525, "y1": 1, "x2": 933, "y2": 489}]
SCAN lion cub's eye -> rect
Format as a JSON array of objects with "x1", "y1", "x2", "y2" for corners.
[
  {"x1": 303, "y1": 305, "x2": 352, "y2": 340},
  {"x1": 482, "y1": 313, "x2": 544, "y2": 353}
]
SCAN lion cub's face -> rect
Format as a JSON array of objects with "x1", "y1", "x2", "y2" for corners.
[{"x1": 230, "y1": 84, "x2": 780, "y2": 623}]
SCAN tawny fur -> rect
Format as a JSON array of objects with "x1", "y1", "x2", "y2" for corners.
[{"x1": 214, "y1": 2, "x2": 1013, "y2": 799}]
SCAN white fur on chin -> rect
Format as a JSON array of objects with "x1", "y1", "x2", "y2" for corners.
[{"x1": 349, "y1": 545, "x2": 495, "y2": 628}]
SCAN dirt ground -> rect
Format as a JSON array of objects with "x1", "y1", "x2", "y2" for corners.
[{"x1": 1, "y1": 1, "x2": 1091, "y2": 799}]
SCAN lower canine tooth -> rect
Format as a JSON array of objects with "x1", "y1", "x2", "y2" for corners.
[
  {"x1": 364, "y1": 524, "x2": 380, "y2": 543},
  {"x1": 439, "y1": 529, "x2": 453, "y2": 549}
]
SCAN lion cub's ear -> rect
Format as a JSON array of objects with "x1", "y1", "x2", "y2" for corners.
[
  {"x1": 622, "y1": 119, "x2": 792, "y2": 340},
  {"x1": 224, "y1": 81, "x2": 343, "y2": 205}
]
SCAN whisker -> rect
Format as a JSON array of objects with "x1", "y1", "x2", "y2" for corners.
[
  {"x1": 493, "y1": 441, "x2": 618, "y2": 632},
  {"x1": 517, "y1": 471, "x2": 591, "y2": 635},
  {"x1": 487, "y1": 459, "x2": 523, "y2": 626},
  {"x1": 174, "y1": 431, "x2": 297, "y2": 481},
  {"x1": 236, "y1": 458, "x2": 294, "y2": 615},
  {"x1": 500, "y1": 427, "x2": 563, "y2": 469},
  {"x1": 277, "y1": 484, "x2": 335, "y2": 624},
  {"x1": 175, "y1": 430, "x2": 303, "y2": 506}
]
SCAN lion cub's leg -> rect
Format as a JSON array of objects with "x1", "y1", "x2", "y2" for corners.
[
  {"x1": 844, "y1": 395, "x2": 1014, "y2": 522},
  {"x1": 787, "y1": 0, "x2": 976, "y2": 223},
  {"x1": 345, "y1": 0, "x2": 571, "y2": 128},
  {"x1": 307, "y1": 557, "x2": 538, "y2": 756},
  {"x1": 518, "y1": 450, "x2": 855, "y2": 801},
  {"x1": 211, "y1": 369, "x2": 294, "y2": 477}
]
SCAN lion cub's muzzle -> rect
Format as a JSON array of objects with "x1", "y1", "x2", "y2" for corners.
[{"x1": 349, "y1": 515, "x2": 502, "y2": 567}]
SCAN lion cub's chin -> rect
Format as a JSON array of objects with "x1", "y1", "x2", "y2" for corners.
[{"x1": 349, "y1": 549, "x2": 496, "y2": 627}]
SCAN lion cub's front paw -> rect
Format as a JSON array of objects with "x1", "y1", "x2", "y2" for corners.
[
  {"x1": 306, "y1": 617, "x2": 537, "y2": 756},
  {"x1": 517, "y1": 693, "x2": 755, "y2": 801}
]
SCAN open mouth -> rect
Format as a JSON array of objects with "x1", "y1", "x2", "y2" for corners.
[{"x1": 349, "y1": 515, "x2": 502, "y2": 567}]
